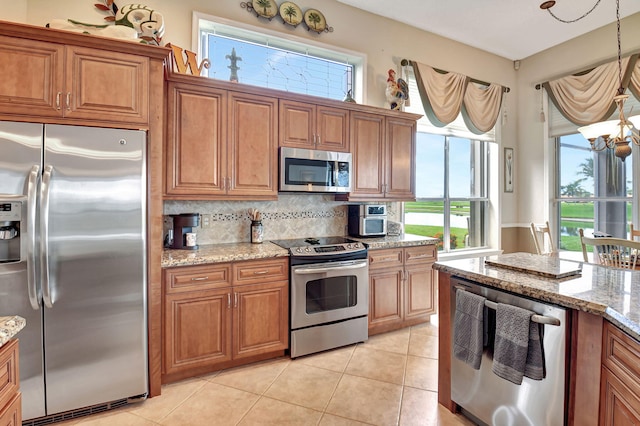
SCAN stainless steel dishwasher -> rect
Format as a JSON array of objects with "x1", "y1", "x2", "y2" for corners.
[{"x1": 450, "y1": 277, "x2": 567, "y2": 426}]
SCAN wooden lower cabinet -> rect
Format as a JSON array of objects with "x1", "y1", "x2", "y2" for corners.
[
  {"x1": 0, "y1": 339, "x2": 20, "y2": 425},
  {"x1": 368, "y1": 245, "x2": 437, "y2": 335},
  {"x1": 600, "y1": 321, "x2": 640, "y2": 425},
  {"x1": 162, "y1": 258, "x2": 288, "y2": 382},
  {"x1": 601, "y1": 366, "x2": 640, "y2": 425}
]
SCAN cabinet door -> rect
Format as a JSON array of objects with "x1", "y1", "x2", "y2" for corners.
[
  {"x1": 404, "y1": 264, "x2": 436, "y2": 320},
  {"x1": 0, "y1": 393, "x2": 21, "y2": 426},
  {"x1": 0, "y1": 339, "x2": 19, "y2": 415},
  {"x1": 369, "y1": 268, "x2": 403, "y2": 330},
  {"x1": 0, "y1": 35, "x2": 64, "y2": 118},
  {"x1": 600, "y1": 367, "x2": 640, "y2": 426},
  {"x1": 233, "y1": 281, "x2": 289, "y2": 359},
  {"x1": 279, "y1": 100, "x2": 315, "y2": 148},
  {"x1": 64, "y1": 46, "x2": 149, "y2": 124},
  {"x1": 385, "y1": 117, "x2": 416, "y2": 200},
  {"x1": 227, "y1": 92, "x2": 278, "y2": 198},
  {"x1": 350, "y1": 112, "x2": 385, "y2": 199},
  {"x1": 317, "y1": 106, "x2": 349, "y2": 152},
  {"x1": 164, "y1": 289, "x2": 232, "y2": 375},
  {"x1": 165, "y1": 83, "x2": 227, "y2": 197}
]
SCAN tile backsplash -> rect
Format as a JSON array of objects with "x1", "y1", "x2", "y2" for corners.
[{"x1": 164, "y1": 194, "x2": 401, "y2": 245}]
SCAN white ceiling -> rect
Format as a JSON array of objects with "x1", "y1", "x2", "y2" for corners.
[{"x1": 335, "y1": 0, "x2": 640, "y2": 60}]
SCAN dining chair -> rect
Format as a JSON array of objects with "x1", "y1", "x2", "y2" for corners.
[
  {"x1": 630, "y1": 224, "x2": 640, "y2": 241},
  {"x1": 579, "y1": 228, "x2": 640, "y2": 269},
  {"x1": 530, "y1": 221, "x2": 555, "y2": 255}
]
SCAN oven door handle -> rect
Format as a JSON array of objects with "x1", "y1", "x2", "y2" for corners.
[{"x1": 293, "y1": 262, "x2": 367, "y2": 275}]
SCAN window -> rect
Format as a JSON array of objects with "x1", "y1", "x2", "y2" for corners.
[
  {"x1": 194, "y1": 12, "x2": 365, "y2": 101},
  {"x1": 405, "y1": 133, "x2": 490, "y2": 252},
  {"x1": 555, "y1": 133, "x2": 634, "y2": 252},
  {"x1": 403, "y1": 68, "x2": 494, "y2": 253}
]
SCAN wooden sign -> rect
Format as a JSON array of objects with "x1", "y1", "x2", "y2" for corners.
[{"x1": 167, "y1": 43, "x2": 210, "y2": 76}]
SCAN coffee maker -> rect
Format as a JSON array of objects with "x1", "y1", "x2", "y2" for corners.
[
  {"x1": 167, "y1": 213, "x2": 200, "y2": 250},
  {"x1": 0, "y1": 195, "x2": 26, "y2": 264}
]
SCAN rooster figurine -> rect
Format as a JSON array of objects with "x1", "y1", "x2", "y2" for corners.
[{"x1": 385, "y1": 69, "x2": 409, "y2": 110}]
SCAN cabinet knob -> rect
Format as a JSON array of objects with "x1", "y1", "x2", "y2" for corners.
[
  {"x1": 55, "y1": 92, "x2": 61, "y2": 110},
  {"x1": 66, "y1": 92, "x2": 71, "y2": 111},
  {"x1": 190, "y1": 276, "x2": 209, "y2": 281}
]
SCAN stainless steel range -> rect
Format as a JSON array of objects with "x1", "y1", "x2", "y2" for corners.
[{"x1": 271, "y1": 237, "x2": 369, "y2": 358}]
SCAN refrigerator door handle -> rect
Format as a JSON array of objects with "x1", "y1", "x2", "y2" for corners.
[
  {"x1": 41, "y1": 165, "x2": 54, "y2": 308},
  {"x1": 27, "y1": 164, "x2": 41, "y2": 310}
]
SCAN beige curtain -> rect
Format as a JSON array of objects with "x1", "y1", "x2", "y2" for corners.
[
  {"x1": 544, "y1": 55, "x2": 638, "y2": 126},
  {"x1": 628, "y1": 59, "x2": 640, "y2": 100},
  {"x1": 409, "y1": 61, "x2": 504, "y2": 135}
]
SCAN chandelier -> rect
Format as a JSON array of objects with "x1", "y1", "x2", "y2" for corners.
[{"x1": 541, "y1": 0, "x2": 640, "y2": 161}]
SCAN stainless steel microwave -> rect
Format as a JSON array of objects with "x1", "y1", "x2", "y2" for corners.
[{"x1": 279, "y1": 147, "x2": 352, "y2": 193}]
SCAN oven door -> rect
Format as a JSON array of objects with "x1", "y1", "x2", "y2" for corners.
[{"x1": 290, "y1": 259, "x2": 368, "y2": 329}]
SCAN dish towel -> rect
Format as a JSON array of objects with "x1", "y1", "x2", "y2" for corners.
[
  {"x1": 493, "y1": 303, "x2": 545, "y2": 384},
  {"x1": 453, "y1": 289, "x2": 486, "y2": 370}
]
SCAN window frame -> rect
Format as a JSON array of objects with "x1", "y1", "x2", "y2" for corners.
[{"x1": 192, "y1": 11, "x2": 367, "y2": 103}]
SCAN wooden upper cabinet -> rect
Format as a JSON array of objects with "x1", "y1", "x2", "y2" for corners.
[
  {"x1": 165, "y1": 82, "x2": 227, "y2": 197},
  {"x1": 279, "y1": 100, "x2": 349, "y2": 152},
  {"x1": 64, "y1": 46, "x2": 149, "y2": 124},
  {"x1": 227, "y1": 91, "x2": 278, "y2": 198},
  {"x1": 349, "y1": 111, "x2": 386, "y2": 199},
  {"x1": 385, "y1": 117, "x2": 416, "y2": 200},
  {"x1": 0, "y1": 37, "x2": 148, "y2": 125},
  {"x1": 339, "y1": 112, "x2": 417, "y2": 201},
  {"x1": 0, "y1": 35, "x2": 63, "y2": 117}
]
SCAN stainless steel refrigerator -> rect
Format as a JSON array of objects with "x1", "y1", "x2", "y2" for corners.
[{"x1": 0, "y1": 121, "x2": 148, "y2": 421}]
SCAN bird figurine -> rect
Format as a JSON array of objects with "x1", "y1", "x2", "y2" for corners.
[{"x1": 385, "y1": 69, "x2": 409, "y2": 110}]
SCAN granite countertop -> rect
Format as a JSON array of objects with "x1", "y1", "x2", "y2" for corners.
[
  {"x1": 350, "y1": 233, "x2": 439, "y2": 249},
  {"x1": 162, "y1": 242, "x2": 290, "y2": 268},
  {"x1": 0, "y1": 316, "x2": 26, "y2": 348},
  {"x1": 434, "y1": 252, "x2": 640, "y2": 341},
  {"x1": 163, "y1": 234, "x2": 437, "y2": 268}
]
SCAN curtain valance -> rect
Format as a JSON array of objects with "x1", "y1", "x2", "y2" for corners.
[
  {"x1": 543, "y1": 54, "x2": 639, "y2": 126},
  {"x1": 408, "y1": 60, "x2": 505, "y2": 134}
]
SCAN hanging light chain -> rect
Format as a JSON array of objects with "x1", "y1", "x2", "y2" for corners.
[
  {"x1": 545, "y1": 0, "x2": 602, "y2": 23},
  {"x1": 616, "y1": 0, "x2": 624, "y2": 95}
]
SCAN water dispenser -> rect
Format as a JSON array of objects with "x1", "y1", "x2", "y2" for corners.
[{"x1": 0, "y1": 196, "x2": 26, "y2": 263}]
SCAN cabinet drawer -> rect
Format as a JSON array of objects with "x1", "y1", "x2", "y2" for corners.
[
  {"x1": 368, "y1": 248, "x2": 403, "y2": 269},
  {"x1": 0, "y1": 339, "x2": 19, "y2": 416},
  {"x1": 603, "y1": 321, "x2": 640, "y2": 395},
  {"x1": 233, "y1": 258, "x2": 288, "y2": 285},
  {"x1": 404, "y1": 245, "x2": 437, "y2": 265},
  {"x1": 164, "y1": 264, "x2": 232, "y2": 294}
]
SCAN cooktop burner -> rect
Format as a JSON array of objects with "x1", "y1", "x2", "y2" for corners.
[{"x1": 271, "y1": 236, "x2": 366, "y2": 257}]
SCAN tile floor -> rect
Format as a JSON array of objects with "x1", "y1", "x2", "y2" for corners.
[{"x1": 56, "y1": 319, "x2": 475, "y2": 426}]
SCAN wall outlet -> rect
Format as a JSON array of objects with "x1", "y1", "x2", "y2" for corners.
[{"x1": 201, "y1": 214, "x2": 212, "y2": 229}]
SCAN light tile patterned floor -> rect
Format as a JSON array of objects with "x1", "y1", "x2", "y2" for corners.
[{"x1": 56, "y1": 319, "x2": 475, "y2": 425}]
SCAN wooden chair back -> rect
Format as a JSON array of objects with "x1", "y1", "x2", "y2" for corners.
[
  {"x1": 579, "y1": 228, "x2": 640, "y2": 269},
  {"x1": 530, "y1": 221, "x2": 555, "y2": 255},
  {"x1": 630, "y1": 224, "x2": 640, "y2": 241}
]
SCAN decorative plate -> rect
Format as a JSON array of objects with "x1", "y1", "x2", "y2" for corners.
[
  {"x1": 279, "y1": 2, "x2": 303, "y2": 26},
  {"x1": 303, "y1": 9, "x2": 327, "y2": 33},
  {"x1": 252, "y1": 0, "x2": 277, "y2": 19}
]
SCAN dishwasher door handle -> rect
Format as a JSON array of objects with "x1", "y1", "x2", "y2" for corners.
[{"x1": 454, "y1": 285, "x2": 561, "y2": 326}]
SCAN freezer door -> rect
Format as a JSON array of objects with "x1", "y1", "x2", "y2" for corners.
[
  {"x1": 0, "y1": 121, "x2": 42, "y2": 195},
  {"x1": 42, "y1": 125, "x2": 148, "y2": 415},
  {"x1": 0, "y1": 120, "x2": 46, "y2": 420}
]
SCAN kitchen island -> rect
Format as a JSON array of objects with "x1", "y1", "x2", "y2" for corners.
[{"x1": 434, "y1": 252, "x2": 640, "y2": 426}]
